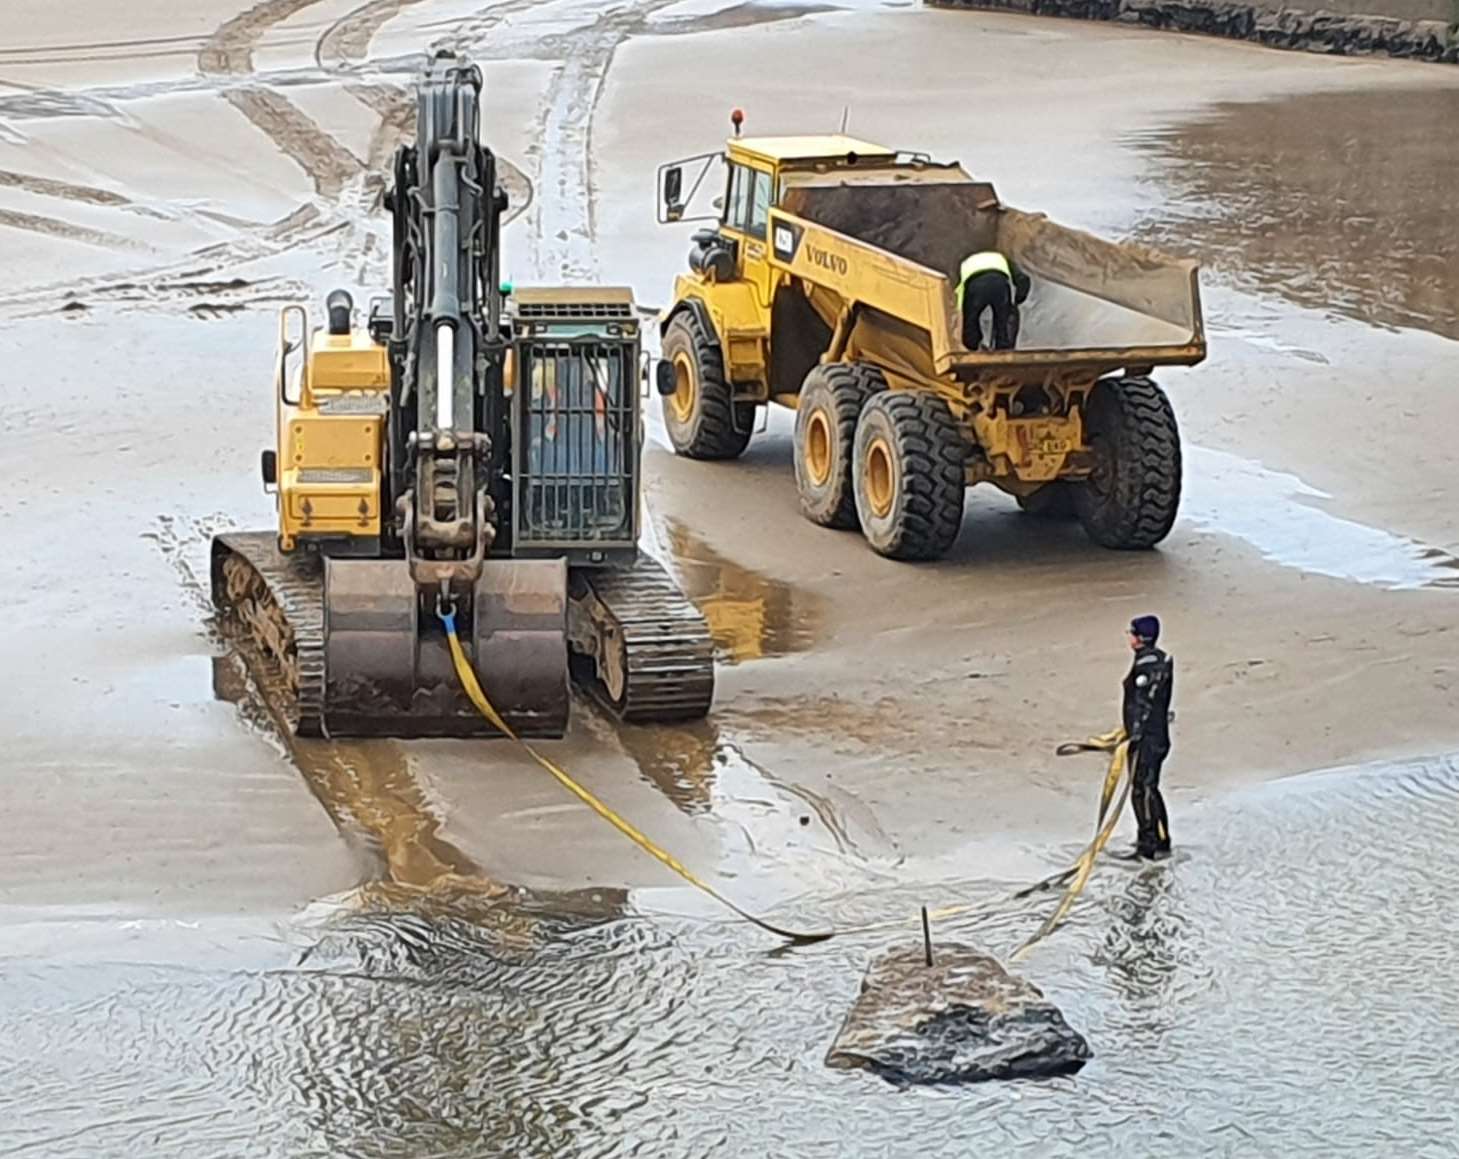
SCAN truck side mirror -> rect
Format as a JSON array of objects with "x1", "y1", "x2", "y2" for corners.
[
  {"x1": 655, "y1": 360, "x2": 677, "y2": 397},
  {"x1": 663, "y1": 166, "x2": 684, "y2": 222}
]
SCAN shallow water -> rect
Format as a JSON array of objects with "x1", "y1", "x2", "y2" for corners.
[
  {"x1": 5, "y1": 753, "x2": 1458, "y2": 1155},
  {"x1": 1181, "y1": 445, "x2": 1459, "y2": 590},
  {"x1": 1132, "y1": 88, "x2": 1459, "y2": 343}
]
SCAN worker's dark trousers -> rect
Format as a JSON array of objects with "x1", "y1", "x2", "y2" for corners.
[
  {"x1": 1131, "y1": 742, "x2": 1171, "y2": 856},
  {"x1": 961, "y1": 271, "x2": 1017, "y2": 350}
]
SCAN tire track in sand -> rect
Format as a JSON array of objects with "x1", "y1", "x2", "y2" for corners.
[
  {"x1": 0, "y1": 169, "x2": 147, "y2": 250},
  {"x1": 314, "y1": 0, "x2": 427, "y2": 71},
  {"x1": 0, "y1": 208, "x2": 145, "y2": 251},
  {"x1": 0, "y1": 170, "x2": 130, "y2": 207},
  {"x1": 0, "y1": 1, "x2": 371, "y2": 311},
  {"x1": 198, "y1": 0, "x2": 365, "y2": 199},
  {"x1": 312, "y1": 0, "x2": 435, "y2": 177},
  {"x1": 316, "y1": 0, "x2": 533, "y2": 220},
  {"x1": 445, "y1": 0, "x2": 681, "y2": 281},
  {"x1": 3, "y1": 2, "x2": 546, "y2": 312}
]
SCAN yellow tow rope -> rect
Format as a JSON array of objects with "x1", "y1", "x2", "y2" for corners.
[
  {"x1": 844, "y1": 729, "x2": 1132, "y2": 957},
  {"x1": 440, "y1": 609, "x2": 832, "y2": 944},
  {"x1": 1011, "y1": 729, "x2": 1130, "y2": 960},
  {"x1": 441, "y1": 607, "x2": 1131, "y2": 952}
]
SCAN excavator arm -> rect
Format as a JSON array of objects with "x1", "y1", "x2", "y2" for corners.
[
  {"x1": 317, "y1": 53, "x2": 569, "y2": 738},
  {"x1": 383, "y1": 56, "x2": 509, "y2": 587}
]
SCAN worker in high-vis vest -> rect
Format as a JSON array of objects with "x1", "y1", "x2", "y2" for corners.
[{"x1": 959, "y1": 250, "x2": 1032, "y2": 351}]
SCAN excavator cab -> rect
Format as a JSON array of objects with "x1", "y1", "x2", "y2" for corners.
[{"x1": 507, "y1": 287, "x2": 641, "y2": 562}]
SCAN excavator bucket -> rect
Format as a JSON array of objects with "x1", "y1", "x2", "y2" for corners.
[
  {"x1": 210, "y1": 532, "x2": 569, "y2": 740},
  {"x1": 323, "y1": 558, "x2": 570, "y2": 738}
]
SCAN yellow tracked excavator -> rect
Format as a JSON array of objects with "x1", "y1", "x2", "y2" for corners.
[{"x1": 212, "y1": 54, "x2": 714, "y2": 738}]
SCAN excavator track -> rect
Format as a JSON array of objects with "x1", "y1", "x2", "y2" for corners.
[
  {"x1": 572, "y1": 554, "x2": 715, "y2": 724},
  {"x1": 211, "y1": 531, "x2": 326, "y2": 737},
  {"x1": 215, "y1": 533, "x2": 712, "y2": 733}
]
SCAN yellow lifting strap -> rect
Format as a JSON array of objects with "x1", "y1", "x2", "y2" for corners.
[
  {"x1": 441, "y1": 602, "x2": 1131, "y2": 951},
  {"x1": 1011, "y1": 729, "x2": 1130, "y2": 961},
  {"x1": 439, "y1": 608, "x2": 833, "y2": 945},
  {"x1": 894, "y1": 728, "x2": 1130, "y2": 954}
]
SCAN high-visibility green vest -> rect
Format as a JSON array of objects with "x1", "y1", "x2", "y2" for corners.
[{"x1": 959, "y1": 251, "x2": 1012, "y2": 305}]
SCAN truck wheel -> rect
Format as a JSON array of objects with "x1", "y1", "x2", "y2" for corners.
[
  {"x1": 1017, "y1": 482, "x2": 1076, "y2": 520},
  {"x1": 1073, "y1": 376, "x2": 1181, "y2": 549},
  {"x1": 794, "y1": 362, "x2": 886, "y2": 529},
  {"x1": 852, "y1": 392, "x2": 965, "y2": 561},
  {"x1": 661, "y1": 310, "x2": 753, "y2": 460}
]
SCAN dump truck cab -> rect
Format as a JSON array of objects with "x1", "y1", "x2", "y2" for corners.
[
  {"x1": 659, "y1": 134, "x2": 908, "y2": 414},
  {"x1": 656, "y1": 126, "x2": 1204, "y2": 562}
]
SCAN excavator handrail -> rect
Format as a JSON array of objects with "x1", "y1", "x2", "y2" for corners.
[{"x1": 276, "y1": 304, "x2": 308, "y2": 405}]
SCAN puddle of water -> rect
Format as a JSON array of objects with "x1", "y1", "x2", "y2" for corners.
[
  {"x1": 662, "y1": 516, "x2": 823, "y2": 662},
  {"x1": 1183, "y1": 445, "x2": 1459, "y2": 590},
  {"x1": 1132, "y1": 88, "x2": 1459, "y2": 342},
  {"x1": 212, "y1": 650, "x2": 479, "y2": 888},
  {"x1": 6, "y1": 752, "x2": 1459, "y2": 1154},
  {"x1": 614, "y1": 718, "x2": 723, "y2": 814},
  {"x1": 214, "y1": 653, "x2": 560, "y2": 902},
  {"x1": 214, "y1": 650, "x2": 628, "y2": 969}
]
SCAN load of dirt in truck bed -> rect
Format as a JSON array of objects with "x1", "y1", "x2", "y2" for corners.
[
  {"x1": 784, "y1": 179, "x2": 1201, "y2": 352},
  {"x1": 782, "y1": 182, "x2": 997, "y2": 282}
]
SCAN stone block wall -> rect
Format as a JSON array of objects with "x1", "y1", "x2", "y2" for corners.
[{"x1": 926, "y1": 0, "x2": 1459, "y2": 62}]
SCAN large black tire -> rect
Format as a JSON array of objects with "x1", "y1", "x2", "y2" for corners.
[
  {"x1": 1017, "y1": 482, "x2": 1077, "y2": 520},
  {"x1": 661, "y1": 310, "x2": 753, "y2": 460},
  {"x1": 1072, "y1": 376, "x2": 1181, "y2": 549},
  {"x1": 793, "y1": 361, "x2": 887, "y2": 529},
  {"x1": 852, "y1": 392, "x2": 966, "y2": 561}
]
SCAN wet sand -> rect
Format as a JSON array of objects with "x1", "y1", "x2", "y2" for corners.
[
  {"x1": 2, "y1": 2, "x2": 1458, "y2": 1150},
  {"x1": 2, "y1": 0, "x2": 1456, "y2": 903}
]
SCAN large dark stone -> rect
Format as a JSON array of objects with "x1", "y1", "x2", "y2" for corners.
[{"x1": 826, "y1": 944, "x2": 1091, "y2": 1085}]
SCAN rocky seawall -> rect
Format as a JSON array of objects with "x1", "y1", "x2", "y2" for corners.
[{"x1": 927, "y1": 0, "x2": 1459, "y2": 63}]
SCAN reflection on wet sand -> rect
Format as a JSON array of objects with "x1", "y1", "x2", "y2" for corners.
[
  {"x1": 1092, "y1": 865, "x2": 1196, "y2": 1044},
  {"x1": 213, "y1": 655, "x2": 626, "y2": 926},
  {"x1": 663, "y1": 517, "x2": 822, "y2": 662},
  {"x1": 614, "y1": 717, "x2": 722, "y2": 814},
  {"x1": 1134, "y1": 88, "x2": 1459, "y2": 340},
  {"x1": 214, "y1": 655, "x2": 484, "y2": 891}
]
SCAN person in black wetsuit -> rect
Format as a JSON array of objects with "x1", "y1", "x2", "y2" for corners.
[{"x1": 1122, "y1": 614, "x2": 1174, "y2": 860}]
